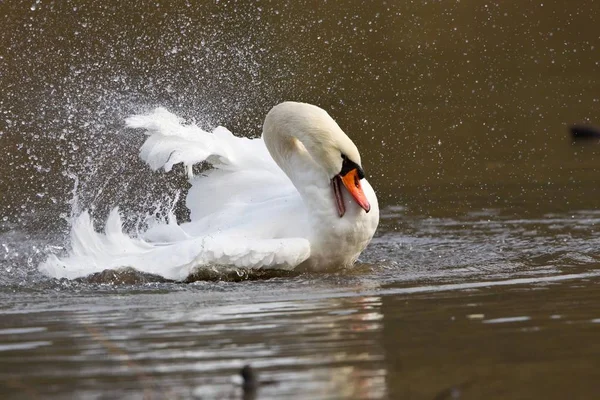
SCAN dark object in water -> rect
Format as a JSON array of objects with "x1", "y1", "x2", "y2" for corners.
[
  {"x1": 569, "y1": 124, "x2": 600, "y2": 140},
  {"x1": 76, "y1": 267, "x2": 172, "y2": 284},
  {"x1": 240, "y1": 364, "x2": 259, "y2": 392},
  {"x1": 239, "y1": 364, "x2": 277, "y2": 399}
]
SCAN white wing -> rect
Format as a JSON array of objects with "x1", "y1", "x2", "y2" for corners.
[
  {"x1": 40, "y1": 108, "x2": 311, "y2": 280},
  {"x1": 126, "y1": 108, "x2": 296, "y2": 223},
  {"x1": 39, "y1": 209, "x2": 310, "y2": 281}
]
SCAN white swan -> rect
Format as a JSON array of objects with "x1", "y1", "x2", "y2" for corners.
[{"x1": 40, "y1": 102, "x2": 379, "y2": 280}]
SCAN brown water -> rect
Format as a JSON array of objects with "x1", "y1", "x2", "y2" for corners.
[{"x1": 2, "y1": 0, "x2": 600, "y2": 399}]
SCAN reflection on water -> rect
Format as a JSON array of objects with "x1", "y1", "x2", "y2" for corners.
[
  {"x1": 2, "y1": 209, "x2": 600, "y2": 398},
  {"x1": 0, "y1": 290, "x2": 387, "y2": 399},
  {"x1": 1, "y1": 272, "x2": 599, "y2": 398}
]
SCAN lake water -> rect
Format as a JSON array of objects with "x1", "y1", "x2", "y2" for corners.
[{"x1": 2, "y1": 1, "x2": 600, "y2": 399}]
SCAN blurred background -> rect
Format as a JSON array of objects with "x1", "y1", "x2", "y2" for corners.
[{"x1": 2, "y1": 0, "x2": 599, "y2": 235}]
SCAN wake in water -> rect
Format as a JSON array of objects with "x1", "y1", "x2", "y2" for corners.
[{"x1": 40, "y1": 107, "x2": 309, "y2": 281}]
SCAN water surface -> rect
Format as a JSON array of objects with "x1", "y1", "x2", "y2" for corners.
[{"x1": 2, "y1": 0, "x2": 600, "y2": 398}]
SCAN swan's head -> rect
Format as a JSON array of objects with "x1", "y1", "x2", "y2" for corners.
[{"x1": 264, "y1": 102, "x2": 371, "y2": 217}]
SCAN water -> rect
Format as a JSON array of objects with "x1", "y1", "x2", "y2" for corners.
[{"x1": 2, "y1": 0, "x2": 600, "y2": 398}]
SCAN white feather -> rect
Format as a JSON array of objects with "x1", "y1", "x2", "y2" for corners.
[{"x1": 40, "y1": 103, "x2": 379, "y2": 280}]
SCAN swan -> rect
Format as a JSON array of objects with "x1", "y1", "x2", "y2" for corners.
[{"x1": 40, "y1": 102, "x2": 379, "y2": 280}]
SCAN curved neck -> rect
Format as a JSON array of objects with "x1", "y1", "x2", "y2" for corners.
[{"x1": 262, "y1": 121, "x2": 332, "y2": 201}]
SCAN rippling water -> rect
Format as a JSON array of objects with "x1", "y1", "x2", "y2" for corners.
[
  {"x1": 2, "y1": 0, "x2": 600, "y2": 398},
  {"x1": 2, "y1": 206, "x2": 600, "y2": 398}
]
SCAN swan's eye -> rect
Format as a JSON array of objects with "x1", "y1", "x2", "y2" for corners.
[
  {"x1": 356, "y1": 166, "x2": 366, "y2": 180},
  {"x1": 340, "y1": 153, "x2": 366, "y2": 180}
]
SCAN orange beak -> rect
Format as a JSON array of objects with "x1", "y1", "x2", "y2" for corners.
[
  {"x1": 341, "y1": 169, "x2": 371, "y2": 213},
  {"x1": 331, "y1": 168, "x2": 371, "y2": 217},
  {"x1": 332, "y1": 169, "x2": 371, "y2": 217}
]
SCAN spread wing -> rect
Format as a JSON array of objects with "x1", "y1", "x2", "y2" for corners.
[{"x1": 40, "y1": 108, "x2": 312, "y2": 281}]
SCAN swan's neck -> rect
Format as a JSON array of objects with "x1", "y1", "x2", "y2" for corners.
[
  {"x1": 264, "y1": 130, "x2": 330, "y2": 194},
  {"x1": 262, "y1": 121, "x2": 333, "y2": 211}
]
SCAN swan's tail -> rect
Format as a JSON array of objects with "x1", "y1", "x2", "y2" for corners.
[
  {"x1": 39, "y1": 208, "x2": 309, "y2": 281},
  {"x1": 39, "y1": 208, "x2": 194, "y2": 281}
]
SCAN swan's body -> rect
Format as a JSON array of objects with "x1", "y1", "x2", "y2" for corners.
[{"x1": 40, "y1": 102, "x2": 379, "y2": 280}]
